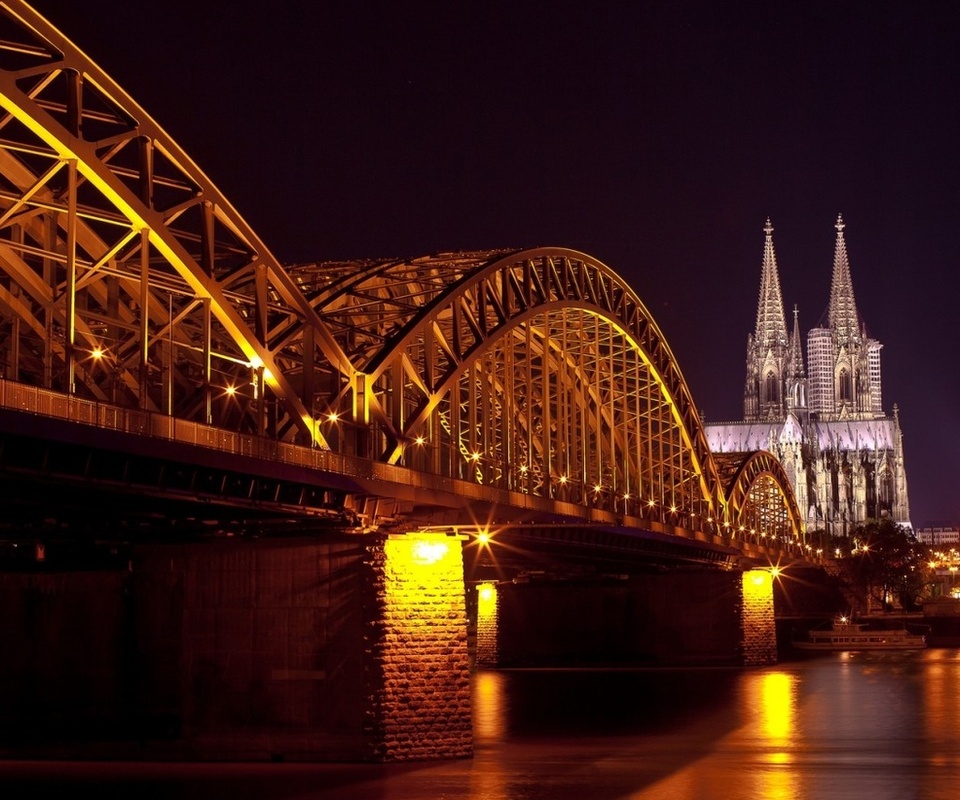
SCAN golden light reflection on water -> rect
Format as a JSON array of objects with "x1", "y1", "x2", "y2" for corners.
[
  {"x1": 470, "y1": 670, "x2": 508, "y2": 800},
  {"x1": 758, "y1": 671, "x2": 795, "y2": 740},
  {"x1": 473, "y1": 670, "x2": 506, "y2": 743},
  {"x1": 740, "y1": 670, "x2": 799, "y2": 800}
]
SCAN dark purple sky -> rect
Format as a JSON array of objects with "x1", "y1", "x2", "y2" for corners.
[{"x1": 28, "y1": 1, "x2": 960, "y2": 525}]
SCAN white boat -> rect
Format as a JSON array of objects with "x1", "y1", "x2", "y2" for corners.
[{"x1": 793, "y1": 616, "x2": 926, "y2": 651}]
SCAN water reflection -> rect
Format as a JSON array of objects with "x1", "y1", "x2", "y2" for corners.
[
  {"x1": 9, "y1": 652, "x2": 960, "y2": 799},
  {"x1": 473, "y1": 670, "x2": 506, "y2": 743}
]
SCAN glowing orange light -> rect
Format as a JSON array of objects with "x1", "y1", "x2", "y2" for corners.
[
  {"x1": 327, "y1": 411, "x2": 340, "y2": 423},
  {"x1": 477, "y1": 531, "x2": 490, "y2": 546},
  {"x1": 519, "y1": 464, "x2": 528, "y2": 474},
  {"x1": 594, "y1": 484, "x2": 602, "y2": 493},
  {"x1": 415, "y1": 435, "x2": 426, "y2": 445},
  {"x1": 770, "y1": 566, "x2": 782, "y2": 579},
  {"x1": 758, "y1": 671, "x2": 795, "y2": 740},
  {"x1": 470, "y1": 452, "x2": 481, "y2": 462},
  {"x1": 558, "y1": 475, "x2": 568, "y2": 485},
  {"x1": 647, "y1": 499, "x2": 655, "y2": 507},
  {"x1": 225, "y1": 384, "x2": 237, "y2": 396},
  {"x1": 411, "y1": 539, "x2": 449, "y2": 565},
  {"x1": 670, "y1": 505, "x2": 678, "y2": 514},
  {"x1": 91, "y1": 347, "x2": 104, "y2": 360},
  {"x1": 478, "y1": 583, "x2": 495, "y2": 603}
]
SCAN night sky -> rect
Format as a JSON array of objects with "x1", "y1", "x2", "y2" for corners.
[{"x1": 26, "y1": 1, "x2": 960, "y2": 526}]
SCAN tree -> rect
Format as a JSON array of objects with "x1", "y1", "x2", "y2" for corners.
[{"x1": 840, "y1": 519, "x2": 930, "y2": 612}]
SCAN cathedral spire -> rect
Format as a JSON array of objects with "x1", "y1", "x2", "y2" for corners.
[
  {"x1": 744, "y1": 218, "x2": 790, "y2": 421},
  {"x1": 789, "y1": 305, "x2": 805, "y2": 379},
  {"x1": 785, "y1": 304, "x2": 807, "y2": 416},
  {"x1": 828, "y1": 214, "x2": 861, "y2": 343},
  {"x1": 754, "y1": 218, "x2": 787, "y2": 348}
]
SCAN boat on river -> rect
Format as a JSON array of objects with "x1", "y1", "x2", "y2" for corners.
[{"x1": 793, "y1": 616, "x2": 927, "y2": 651}]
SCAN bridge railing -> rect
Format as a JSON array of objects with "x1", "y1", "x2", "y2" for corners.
[
  {"x1": 0, "y1": 379, "x2": 589, "y2": 516},
  {"x1": 0, "y1": 379, "x2": 819, "y2": 560},
  {"x1": 0, "y1": 378, "x2": 407, "y2": 481}
]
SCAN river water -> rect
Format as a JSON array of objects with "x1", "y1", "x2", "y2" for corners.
[{"x1": 3, "y1": 649, "x2": 960, "y2": 799}]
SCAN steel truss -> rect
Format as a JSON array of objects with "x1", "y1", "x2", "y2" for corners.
[{"x1": 0, "y1": 2, "x2": 802, "y2": 540}]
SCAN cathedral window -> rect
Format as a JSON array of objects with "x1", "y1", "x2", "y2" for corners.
[
  {"x1": 839, "y1": 369, "x2": 852, "y2": 402},
  {"x1": 765, "y1": 371, "x2": 779, "y2": 404}
]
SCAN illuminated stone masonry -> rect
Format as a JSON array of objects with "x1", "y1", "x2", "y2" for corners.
[
  {"x1": 741, "y1": 569, "x2": 777, "y2": 666},
  {"x1": 475, "y1": 582, "x2": 499, "y2": 668},
  {"x1": 362, "y1": 533, "x2": 472, "y2": 761}
]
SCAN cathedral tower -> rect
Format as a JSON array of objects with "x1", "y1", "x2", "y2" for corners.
[
  {"x1": 744, "y1": 219, "x2": 791, "y2": 421},
  {"x1": 806, "y1": 214, "x2": 883, "y2": 420},
  {"x1": 706, "y1": 215, "x2": 911, "y2": 535}
]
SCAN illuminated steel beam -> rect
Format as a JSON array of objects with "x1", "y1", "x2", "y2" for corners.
[
  {"x1": 722, "y1": 450, "x2": 805, "y2": 541},
  {"x1": 291, "y1": 248, "x2": 727, "y2": 525},
  {"x1": 0, "y1": 3, "x2": 805, "y2": 544},
  {"x1": 0, "y1": 1, "x2": 353, "y2": 445}
]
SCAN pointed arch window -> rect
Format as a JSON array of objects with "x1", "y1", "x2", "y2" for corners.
[
  {"x1": 839, "y1": 369, "x2": 852, "y2": 402},
  {"x1": 765, "y1": 371, "x2": 779, "y2": 404}
]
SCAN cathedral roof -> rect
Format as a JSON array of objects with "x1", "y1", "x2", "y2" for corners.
[{"x1": 703, "y1": 416, "x2": 900, "y2": 454}]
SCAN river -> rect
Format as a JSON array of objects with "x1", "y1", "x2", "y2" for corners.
[{"x1": 2, "y1": 649, "x2": 959, "y2": 799}]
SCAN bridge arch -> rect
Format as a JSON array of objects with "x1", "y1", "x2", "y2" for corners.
[
  {"x1": 0, "y1": 3, "x2": 805, "y2": 541},
  {"x1": 717, "y1": 451, "x2": 805, "y2": 543},
  {"x1": 294, "y1": 248, "x2": 724, "y2": 524},
  {"x1": 0, "y1": 1, "x2": 350, "y2": 446}
]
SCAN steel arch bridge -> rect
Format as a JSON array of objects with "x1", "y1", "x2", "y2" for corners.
[{"x1": 0, "y1": 2, "x2": 804, "y2": 548}]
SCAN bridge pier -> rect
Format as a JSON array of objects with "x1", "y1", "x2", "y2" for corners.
[
  {"x1": 362, "y1": 532, "x2": 472, "y2": 760},
  {"x1": 471, "y1": 566, "x2": 777, "y2": 668},
  {"x1": 0, "y1": 532, "x2": 472, "y2": 762}
]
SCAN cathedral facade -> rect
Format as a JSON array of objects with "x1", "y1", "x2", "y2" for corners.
[{"x1": 703, "y1": 216, "x2": 911, "y2": 536}]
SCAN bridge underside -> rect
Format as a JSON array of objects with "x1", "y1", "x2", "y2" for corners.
[
  {"x1": 0, "y1": 404, "x2": 751, "y2": 577},
  {"x1": 463, "y1": 524, "x2": 742, "y2": 582}
]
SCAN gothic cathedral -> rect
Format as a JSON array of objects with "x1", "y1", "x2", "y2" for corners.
[{"x1": 704, "y1": 216, "x2": 911, "y2": 536}]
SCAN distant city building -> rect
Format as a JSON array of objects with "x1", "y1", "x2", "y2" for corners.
[
  {"x1": 916, "y1": 525, "x2": 960, "y2": 548},
  {"x1": 704, "y1": 216, "x2": 911, "y2": 536}
]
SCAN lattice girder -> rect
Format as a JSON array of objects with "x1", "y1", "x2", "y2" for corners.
[
  {"x1": 0, "y1": 2, "x2": 353, "y2": 445},
  {"x1": 0, "y1": 4, "x2": 810, "y2": 540},
  {"x1": 723, "y1": 450, "x2": 805, "y2": 540},
  {"x1": 293, "y1": 247, "x2": 725, "y2": 522}
]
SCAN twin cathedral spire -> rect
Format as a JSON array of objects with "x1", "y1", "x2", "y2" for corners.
[
  {"x1": 708, "y1": 216, "x2": 909, "y2": 529},
  {"x1": 744, "y1": 215, "x2": 883, "y2": 423}
]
